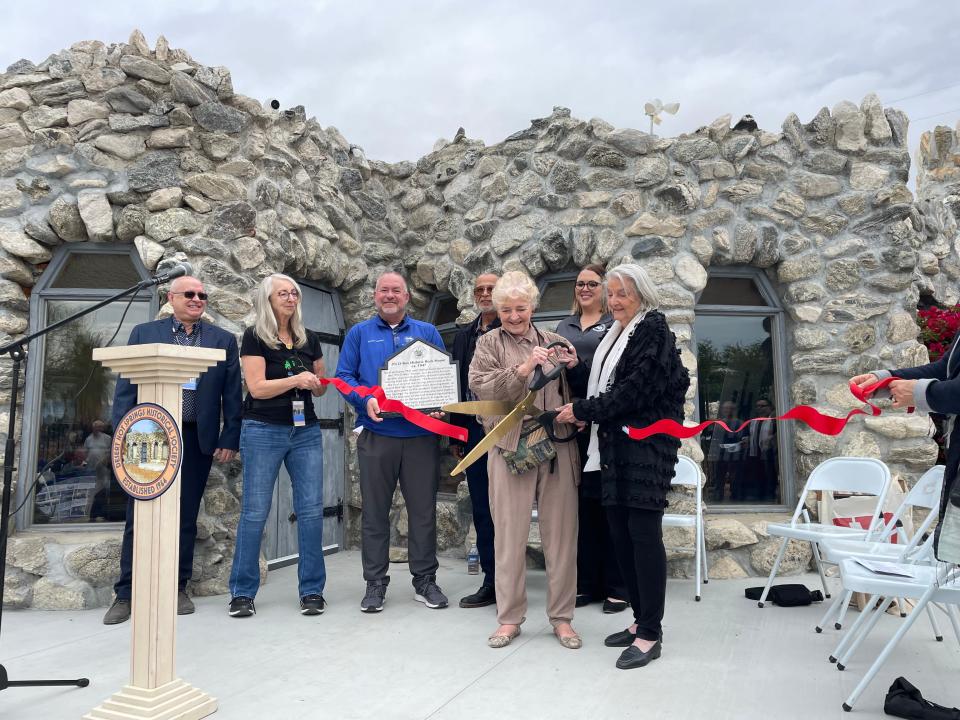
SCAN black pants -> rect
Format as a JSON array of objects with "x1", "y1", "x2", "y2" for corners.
[
  {"x1": 357, "y1": 431, "x2": 440, "y2": 582},
  {"x1": 575, "y1": 430, "x2": 625, "y2": 601},
  {"x1": 606, "y1": 505, "x2": 666, "y2": 642},
  {"x1": 577, "y1": 474, "x2": 626, "y2": 600},
  {"x1": 465, "y1": 418, "x2": 495, "y2": 587},
  {"x1": 114, "y1": 423, "x2": 214, "y2": 600}
]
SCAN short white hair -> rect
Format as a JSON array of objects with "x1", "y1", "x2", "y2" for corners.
[
  {"x1": 492, "y1": 271, "x2": 539, "y2": 309},
  {"x1": 375, "y1": 271, "x2": 408, "y2": 292},
  {"x1": 607, "y1": 263, "x2": 661, "y2": 312}
]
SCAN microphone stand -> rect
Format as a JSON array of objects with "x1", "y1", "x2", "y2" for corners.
[{"x1": 0, "y1": 274, "x2": 164, "y2": 692}]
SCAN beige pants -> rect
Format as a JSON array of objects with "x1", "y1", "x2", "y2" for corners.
[{"x1": 488, "y1": 441, "x2": 579, "y2": 627}]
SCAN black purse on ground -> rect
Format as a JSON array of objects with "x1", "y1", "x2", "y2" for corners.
[
  {"x1": 885, "y1": 677, "x2": 960, "y2": 719},
  {"x1": 743, "y1": 584, "x2": 824, "y2": 607}
]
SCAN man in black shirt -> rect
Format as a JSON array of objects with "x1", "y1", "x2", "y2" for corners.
[{"x1": 450, "y1": 273, "x2": 500, "y2": 608}]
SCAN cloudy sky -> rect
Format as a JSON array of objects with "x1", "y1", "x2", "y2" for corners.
[{"x1": 3, "y1": 0, "x2": 959, "y2": 178}]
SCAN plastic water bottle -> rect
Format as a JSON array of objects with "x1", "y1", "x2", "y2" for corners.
[{"x1": 467, "y1": 544, "x2": 480, "y2": 575}]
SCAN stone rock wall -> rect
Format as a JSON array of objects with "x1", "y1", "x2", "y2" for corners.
[
  {"x1": 915, "y1": 122, "x2": 960, "y2": 306},
  {"x1": 2, "y1": 30, "x2": 954, "y2": 607},
  {"x1": 0, "y1": 30, "x2": 372, "y2": 608},
  {"x1": 352, "y1": 98, "x2": 943, "y2": 576}
]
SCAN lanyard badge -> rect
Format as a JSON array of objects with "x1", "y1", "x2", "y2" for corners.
[
  {"x1": 285, "y1": 353, "x2": 309, "y2": 426},
  {"x1": 292, "y1": 400, "x2": 306, "y2": 427}
]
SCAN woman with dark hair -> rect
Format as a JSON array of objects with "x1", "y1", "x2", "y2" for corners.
[
  {"x1": 556, "y1": 263, "x2": 690, "y2": 669},
  {"x1": 555, "y1": 264, "x2": 627, "y2": 614}
]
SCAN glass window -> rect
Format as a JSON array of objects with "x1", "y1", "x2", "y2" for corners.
[
  {"x1": 698, "y1": 276, "x2": 767, "y2": 306},
  {"x1": 426, "y1": 294, "x2": 461, "y2": 351},
  {"x1": 695, "y1": 269, "x2": 791, "y2": 509},
  {"x1": 433, "y1": 296, "x2": 460, "y2": 327},
  {"x1": 18, "y1": 248, "x2": 156, "y2": 528},
  {"x1": 696, "y1": 313, "x2": 780, "y2": 505},
  {"x1": 50, "y1": 253, "x2": 143, "y2": 289},
  {"x1": 696, "y1": 315, "x2": 781, "y2": 504},
  {"x1": 533, "y1": 275, "x2": 578, "y2": 332},
  {"x1": 33, "y1": 301, "x2": 150, "y2": 524},
  {"x1": 538, "y1": 278, "x2": 575, "y2": 313}
]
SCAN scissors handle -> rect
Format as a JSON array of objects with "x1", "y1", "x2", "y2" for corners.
[
  {"x1": 530, "y1": 341, "x2": 573, "y2": 391},
  {"x1": 537, "y1": 411, "x2": 580, "y2": 443}
]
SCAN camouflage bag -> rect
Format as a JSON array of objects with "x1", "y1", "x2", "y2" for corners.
[{"x1": 501, "y1": 418, "x2": 556, "y2": 475}]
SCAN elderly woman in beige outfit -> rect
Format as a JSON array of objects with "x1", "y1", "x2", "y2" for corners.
[{"x1": 468, "y1": 271, "x2": 582, "y2": 649}]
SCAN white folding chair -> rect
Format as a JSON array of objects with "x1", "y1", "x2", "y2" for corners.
[
  {"x1": 663, "y1": 455, "x2": 709, "y2": 601},
  {"x1": 832, "y1": 556, "x2": 960, "y2": 712},
  {"x1": 814, "y1": 465, "x2": 945, "y2": 633},
  {"x1": 827, "y1": 535, "x2": 958, "y2": 665},
  {"x1": 757, "y1": 457, "x2": 892, "y2": 608}
]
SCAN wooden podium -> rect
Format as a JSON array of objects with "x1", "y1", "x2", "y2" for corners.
[{"x1": 85, "y1": 344, "x2": 226, "y2": 720}]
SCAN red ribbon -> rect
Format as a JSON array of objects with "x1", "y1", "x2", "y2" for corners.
[
  {"x1": 319, "y1": 377, "x2": 468, "y2": 443},
  {"x1": 624, "y1": 376, "x2": 910, "y2": 442}
]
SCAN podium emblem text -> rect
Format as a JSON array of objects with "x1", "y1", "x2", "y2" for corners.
[{"x1": 111, "y1": 403, "x2": 183, "y2": 500}]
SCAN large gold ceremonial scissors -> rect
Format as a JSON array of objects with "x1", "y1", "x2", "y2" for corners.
[{"x1": 444, "y1": 341, "x2": 579, "y2": 476}]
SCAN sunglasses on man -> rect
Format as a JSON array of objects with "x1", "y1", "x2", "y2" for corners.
[{"x1": 170, "y1": 291, "x2": 209, "y2": 301}]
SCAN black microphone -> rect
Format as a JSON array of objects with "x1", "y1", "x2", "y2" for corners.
[{"x1": 143, "y1": 262, "x2": 193, "y2": 286}]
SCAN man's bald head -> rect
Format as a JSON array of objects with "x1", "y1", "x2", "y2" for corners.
[
  {"x1": 167, "y1": 275, "x2": 206, "y2": 326},
  {"x1": 169, "y1": 276, "x2": 197, "y2": 294}
]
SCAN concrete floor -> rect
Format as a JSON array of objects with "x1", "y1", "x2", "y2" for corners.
[{"x1": 1, "y1": 550, "x2": 958, "y2": 720}]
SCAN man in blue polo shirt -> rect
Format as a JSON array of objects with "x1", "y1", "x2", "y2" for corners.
[{"x1": 336, "y1": 271, "x2": 449, "y2": 612}]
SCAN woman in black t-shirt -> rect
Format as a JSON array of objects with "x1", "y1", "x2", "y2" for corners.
[{"x1": 228, "y1": 273, "x2": 328, "y2": 618}]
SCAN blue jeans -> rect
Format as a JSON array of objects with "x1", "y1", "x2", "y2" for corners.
[{"x1": 229, "y1": 420, "x2": 326, "y2": 599}]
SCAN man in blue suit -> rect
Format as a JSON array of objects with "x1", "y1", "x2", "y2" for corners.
[{"x1": 103, "y1": 275, "x2": 242, "y2": 624}]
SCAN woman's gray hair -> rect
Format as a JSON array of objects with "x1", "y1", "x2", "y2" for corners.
[
  {"x1": 492, "y1": 271, "x2": 539, "y2": 310},
  {"x1": 253, "y1": 273, "x2": 308, "y2": 349},
  {"x1": 607, "y1": 263, "x2": 661, "y2": 313}
]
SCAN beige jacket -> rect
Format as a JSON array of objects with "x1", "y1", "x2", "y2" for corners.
[{"x1": 468, "y1": 325, "x2": 576, "y2": 452}]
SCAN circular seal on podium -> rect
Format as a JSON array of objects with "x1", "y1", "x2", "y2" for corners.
[{"x1": 111, "y1": 403, "x2": 183, "y2": 500}]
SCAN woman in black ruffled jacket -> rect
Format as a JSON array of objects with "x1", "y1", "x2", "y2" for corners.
[{"x1": 556, "y1": 263, "x2": 689, "y2": 670}]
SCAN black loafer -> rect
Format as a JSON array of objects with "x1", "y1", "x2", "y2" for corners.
[
  {"x1": 459, "y1": 585, "x2": 496, "y2": 609},
  {"x1": 616, "y1": 640, "x2": 662, "y2": 669},
  {"x1": 575, "y1": 594, "x2": 592, "y2": 608},
  {"x1": 602, "y1": 599, "x2": 629, "y2": 614},
  {"x1": 604, "y1": 629, "x2": 635, "y2": 647}
]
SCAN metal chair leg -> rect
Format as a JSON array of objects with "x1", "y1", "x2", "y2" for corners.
[
  {"x1": 843, "y1": 587, "x2": 935, "y2": 711},
  {"x1": 817, "y1": 591, "x2": 845, "y2": 633},
  {"x1": 837, "y1": 595, "x2": 889, "y2": 670},
  {"x1": 926, "y1": 603, "x2": 943, "y2": 642},
  {"x1": 694, "y1": 521, "x2": 702, "y2": 602},
  {"x1": 758, "y1": 537, "x2": 789, "y2": 608},
  {"x1": 830, "y1": 593, "x2": 880, "y2": 663},
  {"x1": 811, "y1": 540, "x2": 831, "y2": 599},
  {"x1": 700, "y1": 522, "x2": 710, "y2": 584},
  {"x1": 835, "y1": 590, "x2": 852, "y2": 630}
]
